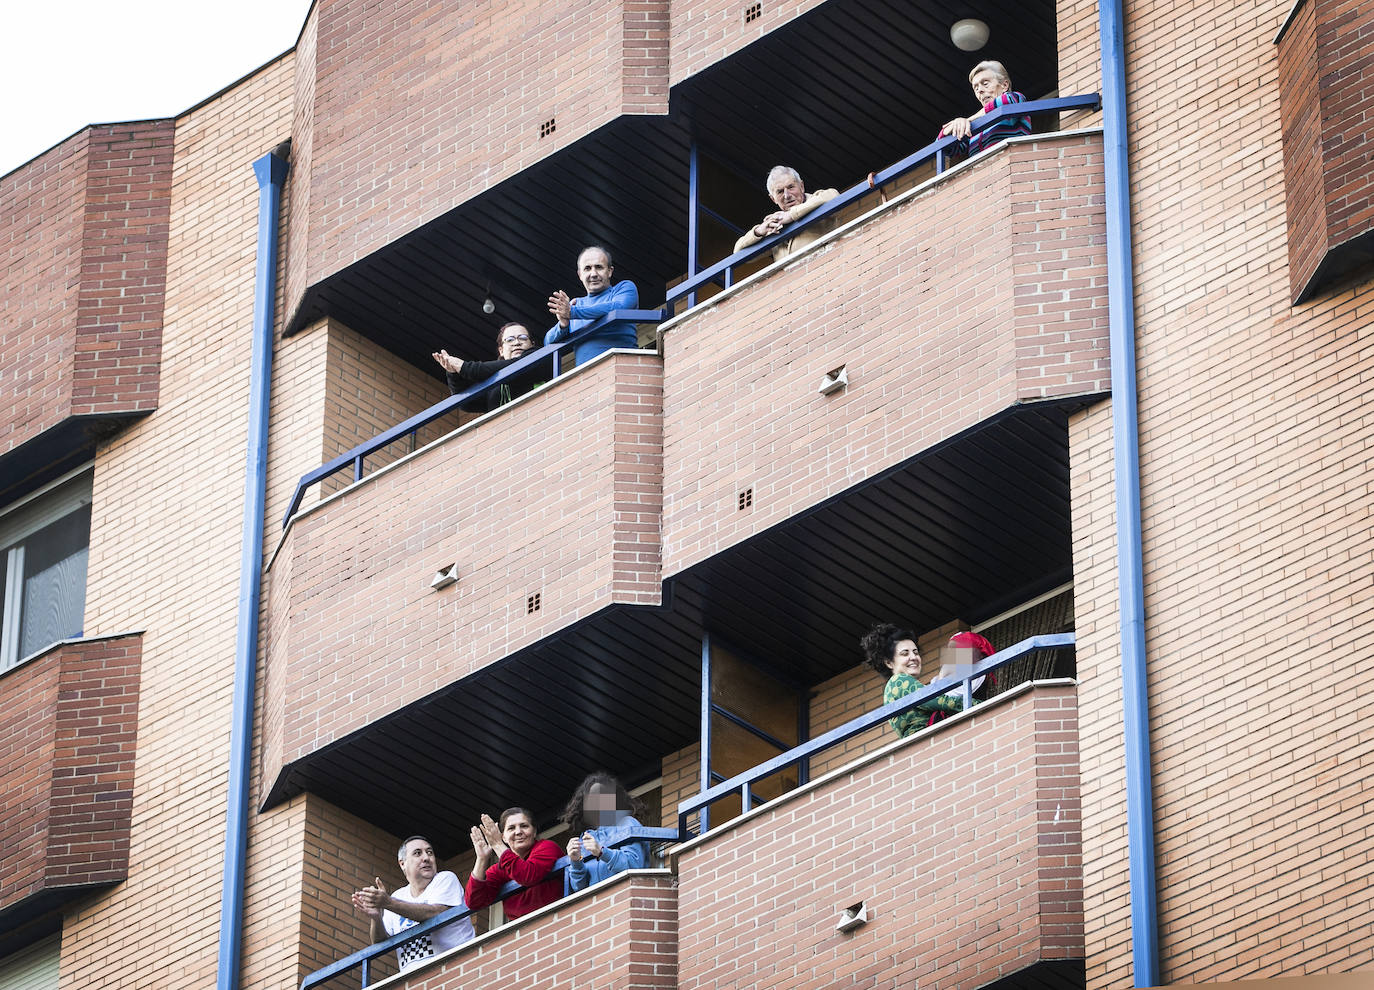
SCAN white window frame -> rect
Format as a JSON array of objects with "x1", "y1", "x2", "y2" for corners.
[{"x1": 0, "y1": 465, "x2": 94, "y2": 671}]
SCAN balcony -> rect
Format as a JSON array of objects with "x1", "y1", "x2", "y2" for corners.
[
  {"x1": 0, "y1": 633, "x2": 142, "y2": 955},
  {"x1": 0, "y1": 122, "x2": 174, "y2": 502},
  {"x1": 661, "y1": 130, "x2": 1109, "y2": 579},
  {"x1": 262, "y1": 351, "x2": 692, "y2": 846},
  {"x1": 673, "y1": 681, "x2": 1084, "y2": 990},
  {"x1": 303, "y1": 870, "x2": 677, "y2": 990}
]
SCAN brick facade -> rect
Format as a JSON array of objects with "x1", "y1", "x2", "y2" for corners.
[
  {"x1": 0, "y1": 635, "x2": 141, "y2": 924},
  {"x1": 284, "y1": 0, "x2": 673, "y2": 326},
  {"x1": 1070, "y1": 0, "x2": 1374, "y2": 983},
  {"x1": 659, "y1": 132, "x2": 1109, "y2": 578},
  {"x1": 674, "y1": 685, "x2": 1083, "y2": 990},
  {"x1": 397, "y1": 872, "x2": 678, "y2": 990},
  {"x1": 64, "y1": 55, "x2": 296, "y2": 989},
  {"x1": 266, "y1": 353, "x2": 664, "y2": 780},
  {"x1": 1277, "y1": 0, "x2": 1374, "y2": 301},
  {"x1": 3, "y1": 0, "x2": 1372, "y2": 988},
  {"x1": 1, "y1": 121, "x2": 174, "y2": 468}
]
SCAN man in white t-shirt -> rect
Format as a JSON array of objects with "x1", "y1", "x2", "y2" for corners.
[{"x1": 351, "y1": 835, "x2": 476, "y2": 973}]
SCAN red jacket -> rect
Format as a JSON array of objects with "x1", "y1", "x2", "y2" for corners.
[{"x1": 464, "y1": 840, "x2": 562, "y2": 919}]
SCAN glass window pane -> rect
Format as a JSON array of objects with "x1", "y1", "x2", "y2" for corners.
[
  {"x1": 709, "y1": 647, "x2": 800, "y2": 746},
  {"x1": 17, "y1": 503, "x2": 91, "y2": 660}
]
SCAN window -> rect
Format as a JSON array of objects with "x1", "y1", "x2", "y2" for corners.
[
  {"x1": 0, "y1": 469, "x2": 93, "y2": 671},
  {"x1": 0, "y1": 934, "x2": 60, "y2": 990}
]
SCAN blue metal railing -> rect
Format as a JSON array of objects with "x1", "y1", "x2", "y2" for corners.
[
  {"x1": 281, "y1": 309, "x2": 665, "y2": 528},
  {"x1": 663, "y1": 95, "x2": 1101, "y2": 314},
  {"x1": 677, "y1": 633, "x2": 1076, "y2": 835},
  {"x1": 300, "y1": 827, "x2": 679, "y2": 990}
]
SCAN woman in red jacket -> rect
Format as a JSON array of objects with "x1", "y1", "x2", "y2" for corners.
[{"x1": 464, "y1": 807, "x2": 562, "y2": 921}]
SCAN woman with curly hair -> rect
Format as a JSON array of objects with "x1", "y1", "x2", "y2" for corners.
[
  {"x1": 861, "y1": 623, "x2": 965, "y2": 738},
  {"x1": 559, "y1": 772, "x2": 650, "y2": 893}
]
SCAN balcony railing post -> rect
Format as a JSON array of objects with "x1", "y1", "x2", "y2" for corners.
[
  {"x1": 699, "y1": 630, "x2": 712, "y2": 834},
  {"x1": 353, "y1": 454, "x2": 364, "y2": 482},
  {"x1": 688, "y1": 141, "x2": 701, "y2": 310}
]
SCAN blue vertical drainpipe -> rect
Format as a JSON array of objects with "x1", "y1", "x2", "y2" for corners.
[
  {"x1": 216, "y1": 147, "x2": 289, "y2": 990},
  {"x1": 1098, "y1": 1, "x2": 1161, "y2": 985}
]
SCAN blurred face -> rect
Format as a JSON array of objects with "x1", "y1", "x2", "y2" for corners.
[
  {"x1": 498, "y1": 325, "x2": 533, "y2": 360},
  {"x1": 502, "y1": 812, "x2": 537, "y2": 856},
  {"x1": 768, "y1": 174, "x2": 806, "y2": 210},
  {"x1": 971, "y1": 69, "x2": 1009, "y2": 105},
  {"x1": 946, "y1": 645, "x2": 982, "y2": 678},
  {"x1": 886, "y1": 639, "x2": 922, "y2": 677},
  {"x1": 586, "y1": 783, "x2": 625, "y2": 828},
  {"x1": 398, "y1": 838, "x2": 437, "y2": 887},
  {"x1": 577, "y1": 249, "x2": 613, "y2": 296}
]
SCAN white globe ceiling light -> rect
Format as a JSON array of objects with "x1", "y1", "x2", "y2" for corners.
[{"x1": 950, "y1": 18, "x2": 990, "y2": 51}]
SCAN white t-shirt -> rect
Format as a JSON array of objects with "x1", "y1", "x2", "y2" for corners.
[{"x1": 383, "y1": 870, "x2": 475, "y2": 972}]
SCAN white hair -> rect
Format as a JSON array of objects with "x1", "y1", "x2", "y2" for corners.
[{"x1": 765, "y1": 165, "x2": 802, "y2": 194}]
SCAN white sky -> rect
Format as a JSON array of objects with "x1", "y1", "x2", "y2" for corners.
[{"x1": 3, "y1": 0, "x2": 314, "y2": 177}]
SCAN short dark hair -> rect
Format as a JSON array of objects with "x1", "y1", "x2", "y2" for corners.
[
  {"x1": 397, "y1": 834, "x2": 432, "y2": 861},
  {"x1": 499, "y1": 807, "x2": 536, "y2": 831},
  {"x1": 577, "y1": 245, "x2": 613, "y2": 269},
  {"x1": 495, "y1": 321, "x2": 532, "y2": 347},
  {"x1": 860, "y1": 622, "x2": 917, "y2": 679}
]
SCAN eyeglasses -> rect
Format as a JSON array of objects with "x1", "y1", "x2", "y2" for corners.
[{"x1": 501, "y1": 335, "x2": 532, "y2": 344}]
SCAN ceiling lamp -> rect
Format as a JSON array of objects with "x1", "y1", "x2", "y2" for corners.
[{"x1": 950, "y1": 18, "x2": 990, "y2": 51}]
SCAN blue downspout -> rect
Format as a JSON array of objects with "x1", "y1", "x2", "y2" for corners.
[
  {"x1": 216, "y1": 147, "x2": 289, "y2": 990},
  {"x1": 1098, "y1": 2, "x2": 1161, "y2": 986}
]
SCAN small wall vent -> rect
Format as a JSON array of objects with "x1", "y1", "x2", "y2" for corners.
[
  {"x1": 539, "y1": 118, "x2": 557, "y2": 138},
  {"x1": 738, "y1": 488, "x2": 754, "y2": 510}
]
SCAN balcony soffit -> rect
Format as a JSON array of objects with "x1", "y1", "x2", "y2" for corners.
[
  {"x1": 265, "y1": 402, "x2": 1078, "y2": 855},
  {"x1": 285, "y1": 0, "x2": 1059, "y2": 375}
]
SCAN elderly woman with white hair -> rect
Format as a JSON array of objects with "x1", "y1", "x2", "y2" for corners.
[{"x1": 938, "y1": 60, "x2": 1032, "y2": 157}]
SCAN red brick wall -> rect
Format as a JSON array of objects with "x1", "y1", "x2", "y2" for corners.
[
  {"x1": 72, "y1": 122, "x2": 175, "y2": 418},
  {"x1": 669, "y1": 0, "x2": 829, "y2": 86},
  {"x1": 400, "y1": 873, "x2": 677, "y2": 990},
  {"x1": 0, "y1": 634, "x2": 142, "y2": 914},
  {"x1": 287, "y1": 0, "x2": 670, "y2": 320},
  {"x1": 0, "y1": 121, "x2": 173, "y2": 458},
  {"x1": 660, "y1": 133, "x2": 1108, "y2": 578},
  {"x1": 674, "y1": 684, "x2": 1083, "y2": 990},
  {"x1": 1278, "y1": 0, "x2": 1374, "y2": 300},
  {"x1": 284, "y1": 3, "x2": 317, "y2": 333},
  {"x1": 266, "y1": 353, "x2": 663, "y2": 777},
  {"x1": 1067, "y1": 0, "x2": 1374, "y2": 982},
  {"x1": 1, "y1": 135, "x2": 88, "y2": 456}
]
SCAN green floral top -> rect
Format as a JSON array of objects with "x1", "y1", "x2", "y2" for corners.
[{"x1": 883, "y1": 672, "x2": 966, "y2": 737}]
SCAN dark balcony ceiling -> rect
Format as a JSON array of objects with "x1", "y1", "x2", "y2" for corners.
[
  {"x1": 283, "y1": 0, "x2": 1059, "y2": 376},
  {"x1": 266, "y1": 400, "x2": 1083, "y2": 856}
]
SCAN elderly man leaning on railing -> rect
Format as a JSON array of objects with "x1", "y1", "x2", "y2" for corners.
[{"x1": 664, "y1": 93, "x2": 1101, "y2": 317}]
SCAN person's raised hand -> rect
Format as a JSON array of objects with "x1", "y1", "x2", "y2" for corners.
[
  {"x1": 432, "y1": 349, "x2": 463, "y2": 374},
  {"x1": 480, "y1": 813, "x2": 508, "y2": 856},
  {"x1": 547, "y1": 290, "x2": 572, "y2": 327},
  {"x1": 580, "y1": 831, "x2": 602, "y2": 859}
]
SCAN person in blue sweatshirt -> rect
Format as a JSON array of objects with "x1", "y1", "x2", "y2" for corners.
[
  {"x1": 546, "y1": 246, "x2": 639, "y2": 365},
  {"x1": 560, "y1": 771, "x2": 651, "y2": 893}
]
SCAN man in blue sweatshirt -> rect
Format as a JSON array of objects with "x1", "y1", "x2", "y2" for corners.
[{"x1": 546, "y1": 246, "x2": 639, "y2": 365}]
